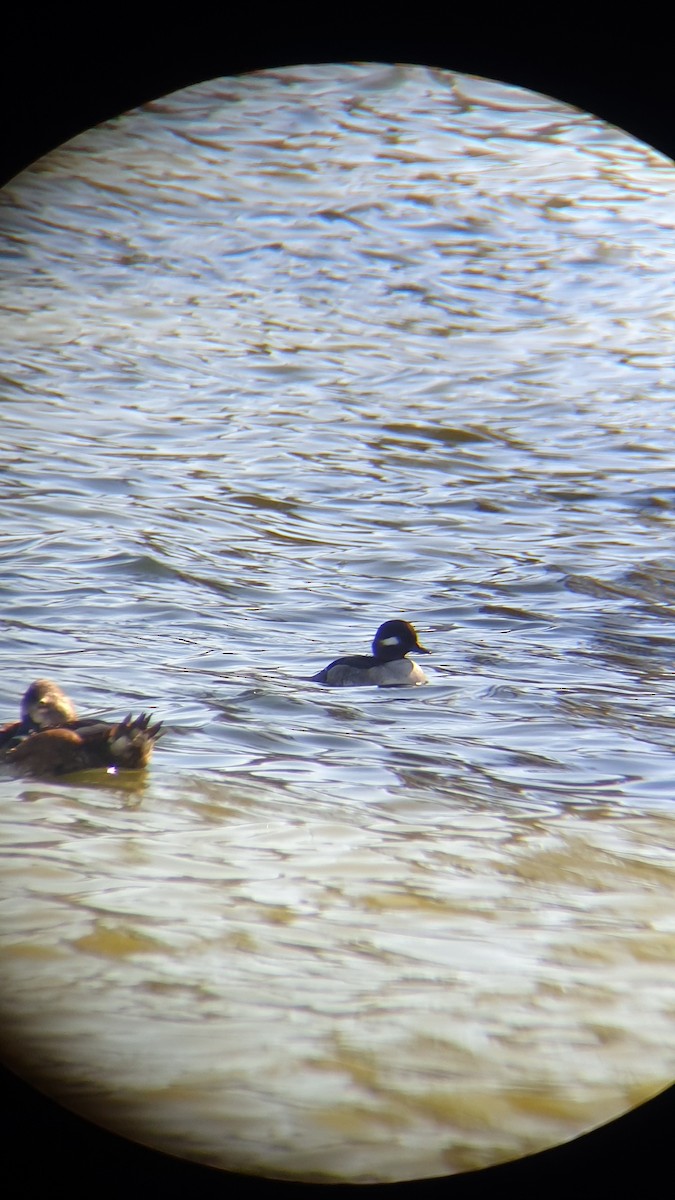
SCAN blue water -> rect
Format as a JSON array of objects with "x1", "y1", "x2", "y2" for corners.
[{"x1": 1, "y1": 64, "x2": 675, "y2": 1182}]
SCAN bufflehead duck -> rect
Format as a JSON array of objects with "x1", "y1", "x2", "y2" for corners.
[
  {"x1": 309, "y1": 619, "x2": 430, "y2": 688},
  {"x1": 1, "y1": 680, "x2": 163, "y2": 775}
]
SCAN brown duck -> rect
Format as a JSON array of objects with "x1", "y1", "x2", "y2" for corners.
[{"x1": 0, "y1": 679, "x2": 163, "y2": 775}]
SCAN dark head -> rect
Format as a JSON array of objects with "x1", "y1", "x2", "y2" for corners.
[
  {"x1": 21, "y1": 680, "x2": 78, "y2": 729},
  {"x1": 371, "y1": 620, "x2": 430, "y2": 662}
]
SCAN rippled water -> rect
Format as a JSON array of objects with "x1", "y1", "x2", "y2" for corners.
[{"x1": 2, "y1": 63, "x2": 675, "y2": 1183}]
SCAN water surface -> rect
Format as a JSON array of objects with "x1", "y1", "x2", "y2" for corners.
[{"x1": 2, "y1": 64, "x2": 675, "y2": 1182}]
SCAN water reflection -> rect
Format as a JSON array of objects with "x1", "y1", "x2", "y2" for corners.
[{"x1": 1, "y1": 64, "x2": 675, "y2": 1182}]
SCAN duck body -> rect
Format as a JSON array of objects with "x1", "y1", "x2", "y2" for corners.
[
  {"x1": 6, "y1": 714, "x2": 162, "y2": 775},
  {"x1": 309, "y1": 620, "x2": 430, "y2": 688},
  {"x1": 1, "y1": 681, "x2": 163, "y2": 776}
]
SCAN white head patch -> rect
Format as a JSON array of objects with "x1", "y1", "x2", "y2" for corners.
[{"x1": 380, "y1": 635, "x2": 401, "y2": 647}]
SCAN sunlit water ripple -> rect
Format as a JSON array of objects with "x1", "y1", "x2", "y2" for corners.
[{"x1": 2, "y1": 63, "x2": 675, "y2": 1182}]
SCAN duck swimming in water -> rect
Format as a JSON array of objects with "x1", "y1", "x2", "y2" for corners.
[
  {"x1": 308, "y1": 619, "x2": 430, "y2": 688},
  {"x1": 0, "y1": 680, "x2": 163, "y2": 775},
  {"x1": 0, "y1": 678, "x2": 78, "y2": 748}
]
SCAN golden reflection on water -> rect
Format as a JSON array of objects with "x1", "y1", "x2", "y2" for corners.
[
  {"x1": 3, "y1": 62, "x2": 675, "y2": 1183},
  {"x1": 1, "y1": 771, "x2": 674, "y2": 1181}
]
